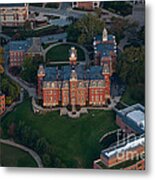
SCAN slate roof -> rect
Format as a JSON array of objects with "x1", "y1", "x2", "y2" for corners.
[
  {"x1": 44, "y1": 67, "x2": 57, "y2": 82},
  {"x1": 43, "y1": 65, "x2": 104, "y2": 82},
  {"x1": 94, "y1": 34, "x2": 117, "y2": 59},
  {"x1": 9, "y1": 40, "x2": 31, "y2": 52}
]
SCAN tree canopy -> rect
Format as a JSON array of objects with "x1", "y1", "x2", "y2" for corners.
[
  {"x1": 67, "y1": 14, "x2": 105, "y2": 44},
  {"x1": 118, "y1": 46, "x2": 145, "y2": 105},
  {"x1": 21, "y1": 55, "x2": 43, "y2": 84}
]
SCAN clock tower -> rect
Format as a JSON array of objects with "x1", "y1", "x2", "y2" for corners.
[
  {"x1": 69, "y1": 47, "x2": 77, "y2": 66},
  {"x1": 70, "y1": 69, "x2": 78, "y2": 112}
]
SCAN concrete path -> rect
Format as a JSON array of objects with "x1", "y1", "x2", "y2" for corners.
[{"x1": 0, "y1": 139, "x2": 43, "y2": 168}]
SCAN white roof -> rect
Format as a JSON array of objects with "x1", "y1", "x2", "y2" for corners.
[
  {"x1": 105, "y1": 137, "x2": 145, "y2": 158},
  {"x1": 127, "y1": 110, "x2": 145, "y2": 129},
  {"x1": 127, "y1": 110, "x2": 144, "y2": 123}
]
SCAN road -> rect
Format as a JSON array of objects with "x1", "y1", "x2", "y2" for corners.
[
  {"x1": 0, "y1": 139, "x2": 43, "y2": 168},
  {"x1": 29, "y1": 5, "x2": 86, "y2": 19},
  {"x1": 41, "y1": 32, "x2": 67, "y2": 44}
]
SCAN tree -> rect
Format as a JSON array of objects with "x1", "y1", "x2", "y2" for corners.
[
  {"x1": 67, "y1": 23, "x2": 80, "y2": 42},
  {"x1": 118, "y1": 46, "x2": 145, "y2": 105},
  {"x1": 1, "y1": 76, "x2": 20, "y2": 102},
  {"x1": 8, "y1": 123, "x2": 16, "y2": 137},
  {"x1": 36, "y1": 137, "x2": 49, "y2": 155},
  {"x1": 110, "y1": 17, "x2": 129, "y2": 43},
  {"x1": 21, "y1": 55, "x2": 43, "y2": 84},
  {"x1": 67, "y1": 14, "x2": 105, "y2": 44},
  {"x1": 118, "y1": 46, "x2": 145, "y2": 85},
  {"x1": 42, "y1": 154, "x2": 51, "y2": 167},
  {"x1": 29, "y1": 130, "x2": 40, "y2": 148},
  {"x1": 94, "y1": 8, "x2": 103, "y2": 18},
  {"x1": 76, "y1": 14, "x2": 105, "y2": 44}
]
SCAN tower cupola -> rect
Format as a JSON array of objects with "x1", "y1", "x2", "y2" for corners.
[
  {"x1": 102, "y1": 28, "x2": 108, "y2": 42},
  {"x1": 69, "y1": 47, "x2": 77, "y2": 65}
]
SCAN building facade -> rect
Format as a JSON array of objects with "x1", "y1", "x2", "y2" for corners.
[
  {"x1": 0, "y1": 93, "x2": 5, "y2": 116},
  {"x1": 37, "y1": 47, "x2": 111, "y2": 108},
  {"x1": 0, "y1": 3, "x2": 29, "y2": 27},
  {"x1": 94, "y1": 104, "x2": 145, "y2": 170},
  {"x1": 9, "y1": 38, "x2": 42, "y2": 67},
  {"x1": 116, "y1": 104, "x2": 145, "y2": 135},
  {"x1": 94, "y1": 135, "x2": 145, "y2": 170},
  {"x1": 9, "y1": 40, "x2": 31, "y2": 67},
  {"x1": 93, "y1": 28, "x2": 117, "y2": 74},
  {"x1": 72, "y1": 1, "x2": 100, "y2": 10}
]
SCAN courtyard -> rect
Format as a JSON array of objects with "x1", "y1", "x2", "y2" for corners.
[{"x1": 46, "y1": 44, "x2": 85, "y2": 62}]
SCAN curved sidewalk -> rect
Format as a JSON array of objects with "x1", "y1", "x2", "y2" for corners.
[{"x1": 0, "y1": 139, "x2": 43, "y2": 168}]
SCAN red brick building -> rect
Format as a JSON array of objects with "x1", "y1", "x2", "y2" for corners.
[
  {"x1": 9, "y1": 38, "x2": 42, "y2": 67},
  {"x1": 0, "y1": 93, "x2": 5, "y2": 116},
  {"x1": 9, "y1": 40, "x2": 31, "y2": 67},
  {"x1": 93, "y1": 136, "x2": 145, "y2": 170},
  {"x1": 72, "y1": 1, "x2": 100, "y2": 10},
  {"x1": 37, "y1": 47, "x2": 111, "y2": 108},
  {"x1": 93, "y1": 28, "x2": 117, "y2": 74},
  {"x1": 0, "y1": 3, "x2": 29, "y2": 27}
]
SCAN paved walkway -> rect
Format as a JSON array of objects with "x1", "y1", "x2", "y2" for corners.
[
  {"x1": 4, "y1": 45, "x2": 36, "y2": 97},
  {"x1": 0, "y1": 139, "x2": 43, "y2": 168}
]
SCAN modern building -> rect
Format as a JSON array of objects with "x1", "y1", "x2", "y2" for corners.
[
  {"x1": 72, "y1": 1, "x2": 100, "y2": 10},
  {"x1": 94, "y1": 135, "x2": 145, "y2": 170},
  {"x1": 94, "y1": 103, "x2": 145, "y2": 170},
  {"x1": 0, "y1": 3, "x2": 29, "y2": 27},
  {"x1": 37, "y1": 47, "x2": 111, "y2": 109},
  {"x1": 93, "y1": 28, "x2": 117, "y2": 74},
  {"x1": 116, "y1": 104, "x2": 145, "y2": 135},
  {"x1": 9, "y1": 37, "x2": 42, "y2": 67},
  {"x1": 0, "y1": 92, "x2": 5, "y2": 116}
]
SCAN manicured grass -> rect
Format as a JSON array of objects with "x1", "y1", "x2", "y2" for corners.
[
  {"x1": 0, "y1": 143, "x2": 37, "y2": 167},
  {"x1": 2, "y1": 100, "x2": 118, "y2": 168},
  {"x1": 46, "y1": 44, "x2": 85, "y2": 62}
]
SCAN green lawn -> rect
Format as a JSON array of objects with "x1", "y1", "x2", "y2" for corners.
[
  {"x1": 1, "y1": 100, "x2": 118, "y2": 168},
  {"x1": 0, "y1": 143, "x2": 37, "y2": 167},
  {"x1": 46, "y1": 44, "x2": 85, "y2": 62}
]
